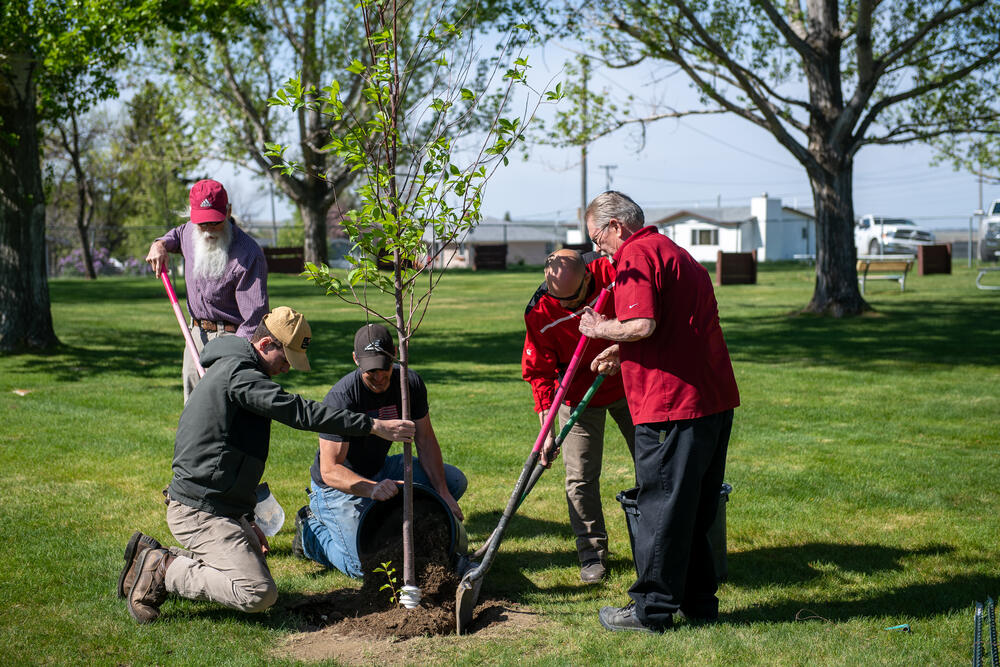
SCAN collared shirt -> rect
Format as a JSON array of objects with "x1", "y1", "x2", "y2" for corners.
[
  {"x1": 158, "y1": 221, "x2": 269, "y2": 339},
  {"x1": 522, "y1": 254, "x2": 626, "y2": 412},
  {"x1": 612, "y1": 226, "x2": 740, "y2": 424}
]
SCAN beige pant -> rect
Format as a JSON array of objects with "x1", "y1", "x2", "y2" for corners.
[
  {"x1": 164, "y1": 500, "x2": 277, "y2": 613},
  {"x1": 182, "y1": 325, "x2": 232, "y2": 403},
  {"x1": 558, "y1": 397, "x2": 635, "y2": 564}
]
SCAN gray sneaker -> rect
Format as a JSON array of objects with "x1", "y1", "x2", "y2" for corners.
[
  {"x1": 599, "y1": 602, "x2": 669, "y2": 633},
  {"x1": 580, "y1": 559, "x2": 606, "y2": 583}
]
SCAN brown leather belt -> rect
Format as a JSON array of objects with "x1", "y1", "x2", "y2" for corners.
[{"x1": 192, "y1": 318, "x2": 237, "y2": 333}]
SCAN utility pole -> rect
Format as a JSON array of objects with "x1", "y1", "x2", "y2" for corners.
[
  {"x1": 579, "y1": 55, "x2": 589, "y2": 240},
  {"x1": 599, "y1": 164, "x2": 617, "y2": 192}
]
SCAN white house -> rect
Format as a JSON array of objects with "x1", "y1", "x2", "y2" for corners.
[{"x1": 647, "y1": 194, "x2": 815, "y2": 262}]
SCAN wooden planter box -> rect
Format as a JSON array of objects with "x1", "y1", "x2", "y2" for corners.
[
  {"x1": 917, "y1": 243, "x2": 951, "y2": 275},
  {"x1": 716, "y1": 250, "x2": 757, "y2": 285},
  {"x1": 474, "y1": 244, "x2": 508, "y2": 270},
  {"x1": 263, "y1": 246, "x2": 305, "y2": 274}
]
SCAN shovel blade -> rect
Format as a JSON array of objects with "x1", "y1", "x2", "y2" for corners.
[{"x1": 455, "y1": 570, "x2": 484, "y2": 635}]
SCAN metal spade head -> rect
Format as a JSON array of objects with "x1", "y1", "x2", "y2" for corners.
[{"x1": 455, "y1": 565, "x2": 485, "y2": 635}]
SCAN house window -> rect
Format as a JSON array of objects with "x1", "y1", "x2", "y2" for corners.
[{"x1": 691, "y1": 229, "x2": 718, "y2": 245}]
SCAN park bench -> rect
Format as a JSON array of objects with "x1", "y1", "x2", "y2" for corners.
[
  {"x1": 976, "y1": 254, "x2": 1000, "y2": 291},
  {"x1": 856, "y1": 254, "x2": 914, "y2": 295}
]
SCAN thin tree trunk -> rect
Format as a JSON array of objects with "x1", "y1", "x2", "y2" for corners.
[
  {"x1": 803, "y1": 164, "x2": 870, "y2": 316},
  {"x1": 0, "y1": 54, "x2": 59, "y2": 351},
  {"x1": 300, "y1": 199, "x2": 329, "y2": 266},
  {"x1": 68, "y1": 111, "x2": 97, "y2": 280}
]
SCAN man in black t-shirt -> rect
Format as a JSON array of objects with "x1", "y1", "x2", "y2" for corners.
[{"x1": 295, "y1": 323, "x2": 467, "y2": 577}]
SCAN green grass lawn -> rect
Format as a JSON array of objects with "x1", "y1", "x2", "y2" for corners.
[{"x1": 1, "y1": 263, "x2": 998, "y2": 665}]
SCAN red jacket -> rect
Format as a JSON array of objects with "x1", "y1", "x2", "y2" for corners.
[{"x1": 522, "y1": 254, "x2": 626, "y2": 412}]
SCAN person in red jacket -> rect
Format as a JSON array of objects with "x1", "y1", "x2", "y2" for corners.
[
  {"x1": 523, "y1": 249, "x2": 635, "y2": 583},
  {"x1": 580, "y1": 191, "x2": 739, "y2": 633}
]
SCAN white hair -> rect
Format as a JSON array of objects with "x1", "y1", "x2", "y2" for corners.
[{"x1": 192, "y1": 221, "x2": 232, "y2": 280}]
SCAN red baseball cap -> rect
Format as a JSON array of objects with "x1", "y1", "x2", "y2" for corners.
[{"x1": 189, "y1": 179, "x2": 229, "y2": 224}]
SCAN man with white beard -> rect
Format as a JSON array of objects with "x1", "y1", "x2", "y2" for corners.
[{"x1": 146, "y1": 179, "x2": 269, "y2": 402}]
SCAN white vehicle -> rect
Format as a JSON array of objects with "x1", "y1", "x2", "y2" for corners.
[
  {"x1": 854, "y1": 215, "x2": 936, "y2": 255},
  {"x1": 979, "y1": 200, "x2": 1000, "y2": 262}
]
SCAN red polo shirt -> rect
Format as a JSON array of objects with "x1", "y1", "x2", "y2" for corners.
[
  {"x1": 612, "y1": 226, "x2": 739, "y2": 424},
  {"x1": 523, "y1": 255, "x2": 626, "y2": 412}
]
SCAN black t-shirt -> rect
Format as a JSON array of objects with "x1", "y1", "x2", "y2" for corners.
[{"x1": 310, "y1": 366, "x2": 429, "y2": 485}]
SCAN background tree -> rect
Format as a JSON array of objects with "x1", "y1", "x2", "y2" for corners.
[
  {"x1": 114, "y1": 80, "x2": 203, "y2": 260},
  {"x1": 563, "y1": 0, "x2": 1000, "y2": 316},
  {"x1": 155, "y1": 0, "x2": 497, "y2": 266},
  {"x1": 43, "y1": 107, "x2": 112, "y2": 280},
  {"x1": 0, "y1": 0, "x2": 257, "y2": 352},
  {"x1": 932, "y1": 128, "x2": 1000, "y2": 203},
  {"x1": 269, "y1": 2, "x2": 554, "y2": 588}
]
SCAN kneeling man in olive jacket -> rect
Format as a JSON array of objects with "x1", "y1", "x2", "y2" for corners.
[{"x1": 118, "y1": 306, "x2": 415, "y2": 624}]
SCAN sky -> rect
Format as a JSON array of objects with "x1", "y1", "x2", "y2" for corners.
[{"x1": 224, "y1": 44, "x2": 1000, "y2": 233}]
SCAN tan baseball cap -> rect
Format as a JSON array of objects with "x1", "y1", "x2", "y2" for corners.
[{"x1": 263, "y1": 306, "x2": 312, "y2": 371}]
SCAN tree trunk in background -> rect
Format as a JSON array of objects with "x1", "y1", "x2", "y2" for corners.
[
  {"x1": 300, "y1": 193, "x2": 329, "y2": 266},
  {"x1": 0, "y1": 55, "x2": 59, "y2": 351},
  {"x1": 804, "y1": 164, "x2": 869, "y2": 316}
]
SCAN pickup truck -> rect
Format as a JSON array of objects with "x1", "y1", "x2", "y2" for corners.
[
  {"x1": 979, "y1": 200, "x2": 1000, "y2": 262},
  {"x1": 854, "y1": 215, "x2": 936, "y2": 255}
]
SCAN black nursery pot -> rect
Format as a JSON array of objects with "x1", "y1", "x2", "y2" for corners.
[{"x1": 357, "y1": 483, "x2": 468, "y2": 570}]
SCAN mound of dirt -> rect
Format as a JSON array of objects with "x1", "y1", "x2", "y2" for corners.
[{"x1": 288, "y1": 498, "x2": 462, "y2": 639}]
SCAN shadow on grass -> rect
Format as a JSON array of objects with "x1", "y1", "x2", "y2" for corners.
[
  {"x1": 727, "y1": 542, "x2": 954, "y2": 587},
  {"x1": 724, "y1": 298, "x2": 1000, "y2": 369},
  {"x1": 723, "y1": 541, "x2": 992, "y2": 623},
  {"x1": 727, "y1": 572, "x2": 1000, "y2": 624}
]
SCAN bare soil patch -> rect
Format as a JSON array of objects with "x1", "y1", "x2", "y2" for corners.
[
  {"x1": 279, "y1": 496, "x2": 540, "y2": 664},
  {"x1": 279, "y1": 599, "x2": 541, "y2": 665}
]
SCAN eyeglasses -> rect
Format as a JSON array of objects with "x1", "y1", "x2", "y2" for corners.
[{"x1": 590, "y1": 222, "x2": 611, "y2": 246}]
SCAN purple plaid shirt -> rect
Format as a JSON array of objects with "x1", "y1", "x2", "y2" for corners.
[{"x1": 158, "y1": 221, "x2": 269, "y2": 339}]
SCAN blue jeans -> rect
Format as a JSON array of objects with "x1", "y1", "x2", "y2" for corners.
[{"x1": 301, "y1": 454, "x2": 467, "y2": 578}]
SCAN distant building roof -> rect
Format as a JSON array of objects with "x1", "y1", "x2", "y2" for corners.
[
  {"x1": 647, "y1": 206, "x2": 753, "y2": 229},
  {"x1": 424, "y1": 216, "x2": 567, "y2": 244}
]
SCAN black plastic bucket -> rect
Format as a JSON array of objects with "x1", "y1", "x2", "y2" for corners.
[
  {"x1": 616, "y1": 482, "x2": 732, "y2": 582},
  {"x1": 356, "y1": 483, "x2": 468, "y2": 570}
]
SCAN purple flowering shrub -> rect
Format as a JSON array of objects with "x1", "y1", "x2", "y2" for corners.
[{"x1": 55, "y1": 247, "x2": 149, "y2": 277}]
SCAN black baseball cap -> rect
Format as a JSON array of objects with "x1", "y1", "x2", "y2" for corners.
[{"x1": 354, "y1": 323, "x2": 394, "y2": 372}]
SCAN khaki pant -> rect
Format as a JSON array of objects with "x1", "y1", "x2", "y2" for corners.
[
  {"x1": 164, "y1": 500, "x2": 277, "y2": 613},
  {"x1": 182, "y1": 325, "x2": 232, "y2": 403},
  {"x1": 558, "y1": 397, "x2": 635, "y2": 564}
]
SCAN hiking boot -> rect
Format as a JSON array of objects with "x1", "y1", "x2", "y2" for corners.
[
  {"x1": 291, "y1": 505, "x2": 310, "y2": 560},
  {"x1": 117, "y1": 531, "x2": 162, "y2": 599},
  {"x1": 598, "y1": 601, "x2": 669, "y2": 634},
  {"x1": 580, "y1": 559, "x2": 606, "y2": 583},
  {"x1": 127, "y1": 548, "x2": 172, "y2": 624}
]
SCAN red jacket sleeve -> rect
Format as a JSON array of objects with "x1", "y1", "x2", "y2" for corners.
[{"x1": 521, "y1": 314, "x2": 560, "y2": 413}]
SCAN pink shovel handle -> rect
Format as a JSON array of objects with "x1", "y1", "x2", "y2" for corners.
[
  {"x1": 160, "y1": 270, "x2": 206, "y2": 378},
  {"x1": 531, "y1": 287, "x2": 611, "y2": 454}
]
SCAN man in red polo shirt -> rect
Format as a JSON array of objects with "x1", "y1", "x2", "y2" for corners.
[
  {"x1": 523, "y1": 249, "x2": 635, "y2": 583},
  {"x1": 579, "y1": 191, "x2": 740, "y2": 633}
]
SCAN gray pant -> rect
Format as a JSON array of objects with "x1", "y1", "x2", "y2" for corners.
[
  {"x1": 558, "y1": 397, "x2": 635, "y2": 564},
  {"x1": 182, "y1": 324, "x2": 232, "y2": 403},
  {"x1": 164, "y1": 500, "x2": 278, "y2": 613}
]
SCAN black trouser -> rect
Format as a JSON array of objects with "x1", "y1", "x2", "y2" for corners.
[{"x1": 628, "y1": 410, "x2": 733, "y2": 629}]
